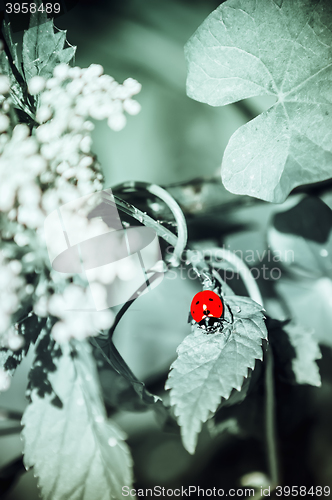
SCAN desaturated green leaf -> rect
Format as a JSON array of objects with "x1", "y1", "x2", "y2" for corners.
[
  {"x1": 2, "y1": 21, "x2": 20, "y2": 72},
  {"x1": 22, "y1": 16, "x2": 76, "y2": 82},
  {"x1": 0, "y1": 21, "x2": 33, "y2": 117},
  {"x1": 0, "y1": 43, "x2": 25, "y2": 107},
  {"x1": 55, "y1": 45, "x2": 76, "y2": 66},
  {"x1": 37, "y1": 30, "x2": 76, "y2": 79},
  {"x1": 284, "y1": 322, "x2": 321, "y2": 386},
  {"x1": 268, "y1": 196, "x2": 332, "y2": 279},
  {"x1": 165, "y1": 296, "x2": 267, "y2": 454},
  {"x1": 23, "y1": 20, "x2": 54, "y2": 81},
  {"x1": 91, "y1": 336, "x2": 166, "y2": 417},
  {"x1": 275, "y1": 276, "x2": 332, "y2": 347},
  {"x1": 185, "y1": 0, "x2": 332, "y2": 202},
  {"x1": 269, "y1": 318, "x2": 321, "y2": 387},
  {"x1": 22, "y1": 341, "x2": 134, "y2": 500},
  {"x1": 225, "y1": 295, "x2": 265, "y2": 317}
]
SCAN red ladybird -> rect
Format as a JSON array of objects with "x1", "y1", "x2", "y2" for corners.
[{"x1": 190, "y1": 290, "x2": 224, "y2": 323}]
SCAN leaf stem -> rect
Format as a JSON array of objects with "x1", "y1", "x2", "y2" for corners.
[
  {"x1": 214, "y1": 247, "x2": 279, "y2": 487},
  {"x1": 113, "y1": 195, "x2": 177, "y2": 246},
  {"x1": 265, "y1": 347, "x2": 279, "y2": 488},
  {"x1": 212, "y1": 248, "x2": 263, "y2": 306},
  {"x1": 112, "y1": 181, "x2": 188, "y2": 265},
  {"x1": 108, "y1": 271, "x2": 162, "y2": 338}
]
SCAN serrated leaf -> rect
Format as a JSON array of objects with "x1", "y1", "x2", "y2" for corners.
[
  {"x1": 185, "y1": 0, "x2": 332, "y2": 202},
  {"x1": 225, "y1": 296, "x2": 265, "y2": 317},
  {"x1": 22, "y1": 341, "x2": 134, "y2": 500},
  {"x1": 165, "y1": 296, "x2": 267, "y2": 454},
  {"x1": 0, "y1": 21, "x2": 36, "y2": 117},
  {"x1": 0, "y1": 50, "x2": 24, "y2": 104},
  {"x1": 2, "y1": 21, "x2": 21, "y2": 72},
  {"x1": 37, "y1": 44, "x2": 76, "y2": 80},
  {"x1": 284, "y1": 322, "x2": 321, "y2": 386},
  {"x1": 22, "y1": 16, "x2": 76, "y2": 82},
  {"x1": 23, "y1": 20, "x2": 54, "y2": 81},
  {"x1": 57, "y1": 45, "x2": 77, "y2": 65}
]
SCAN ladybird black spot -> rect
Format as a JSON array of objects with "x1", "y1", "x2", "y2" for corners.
[
  {"x1": 196, "y1": 301, "x2": 199, "y2": 305},
  {"x1": 209, "y1": 298, "x2": 213, "y2": 301}
]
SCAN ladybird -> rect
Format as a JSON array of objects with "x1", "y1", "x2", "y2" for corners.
[{"x1": 190, "y1": 290, "x2": 224, "y2": 332}]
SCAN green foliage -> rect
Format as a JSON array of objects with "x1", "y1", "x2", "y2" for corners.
[
  {"x1": 268, "y1": 196, "x2": 332, "y2": 279},
  {"x1": 268, "y1": 318, "x2": 321, "y2": 387},
  {"x1": 165, "y1": 296, "x2": 267, "y2": 454},
  {"x1": 283, "y1": 322, "x2": 321, "y2": 386},
  {"x1": 0, "y1": 1, "x2": 329, "y2": 494},
  {"x1": 185, "y1": 0, "x2": 332, "y2": 203},
  {"x1": 22, "y1": 341, "x2": 134, "y2": 500},
  {"x1": 22, "y1": 16, "x2": 76, "y2": 82},
  {"x1": 0, "y1": 22, "x2": 28, "y2": 112},
  {"x1": 1, "y1": 9, "x2": 76, "y2": 119}
]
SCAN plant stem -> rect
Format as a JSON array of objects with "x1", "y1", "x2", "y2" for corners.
[
  {"x1": 112, "y1": 181, "x2": 188, "y2": 265},
  {"x1": 108, "y1": 271, "x2": 161, "y2": 338},
  {"x1": 145, "y1": 183, "x2": 188, "y2": 265},
  {"x1": 212, "y1": 248, "x2": 263, "y2": 306},
  {"x1": 265, "y1": 347, "x2": 279, "y2": 488},
  {"x1": 214, "y1": 247, "x2": 279, "y2": 487}
]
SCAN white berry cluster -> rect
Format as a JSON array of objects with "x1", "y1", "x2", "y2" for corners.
[
  {"x1": 34, "y1": 283, "x2": 114, "y2": 344},
  {"x1": 0, "y1": 62, "x2": 141, "y2": 387},
  {"x1": 0, "y1": 63, "x2": 141, "y2": 231}
]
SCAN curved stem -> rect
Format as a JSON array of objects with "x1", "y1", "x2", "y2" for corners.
[
  {"x1": 108, "y1": 271, "x2": 161, "y2": 339},
  {"x1": 211, "y1": 248, "x2": 264, "y2": 306},
  {"x1": 265, "y1": 347, "x2": 279, "y2": 488},
  {"x1": 112, "y1": 181, "x2": 188, "y2": 266},
  {"x1": 113, "y1": 195, "x2": 177, "y2": 247},
  {"x1": 145, "y1": 183, "x2": 188, "y2": 266},
  {"x1": 213, "y1": 247, "x2": 279, "y2": 487}
]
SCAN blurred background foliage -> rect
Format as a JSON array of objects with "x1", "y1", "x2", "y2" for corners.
[{"x1": 1, "y1": 0, "x2": 332, "y2": 498}]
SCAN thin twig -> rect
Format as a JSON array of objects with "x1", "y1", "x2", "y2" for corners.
[
  {"x1": 265, "y1": 347, "x2": 279, "y2": 488},
  {"x1": 113, "y1": 181, "x2": 188, "y2": 265},
  {"x1": 108, "y1": 271, "x2": 161, "y2": 339},
  {"x1": 210, "y1": 248, "x2": 263, "y2": 306},
  {"x1": 111, "y1": 195, "x2": 178, "y2": 247},
  {"x1": 212, "y1": 247, "x2": 279, "y2": 488}
]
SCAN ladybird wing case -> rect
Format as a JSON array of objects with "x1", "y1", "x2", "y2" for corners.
[{"x1": 190, "y1": 290, "x2": 224, "y2": 323}]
